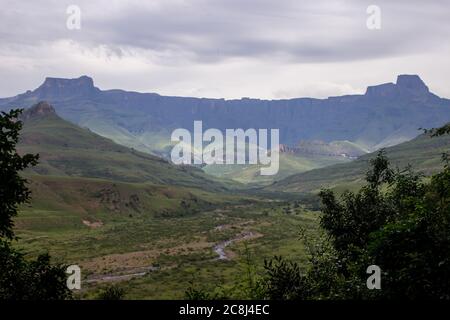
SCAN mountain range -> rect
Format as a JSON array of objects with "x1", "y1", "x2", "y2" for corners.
[
  {"x1": 2, "y1": 74, "x2": 450, "y2": 186},
  {"x1": 1, "y1": 75, "x2": 450, "y2": 156}
]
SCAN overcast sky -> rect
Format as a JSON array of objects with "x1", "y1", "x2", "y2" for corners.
[{"x1": 0, "y1": 0, "x2": 449, "y2": 99}]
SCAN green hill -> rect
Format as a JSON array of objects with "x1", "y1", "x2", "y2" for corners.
[
  {"x1": 268, "y1": 129, "x2": 450, "y2": 193},
  {"x1": 204, "y1": 152, "x2": 352, "y2": 185},
  {"x1": 14, "y1": 101, "x2": 249, "y2": 225},
  {"x1": 203, "y1": 140, "x2": 367, "y2": 185},
  {"x1": 18, "y1": 102, "x2": 235, "y2": 191}
]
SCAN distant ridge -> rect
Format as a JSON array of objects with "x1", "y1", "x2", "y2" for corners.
[{"x1": 2, "y1": 74, "x2": 450, "y2": 157}]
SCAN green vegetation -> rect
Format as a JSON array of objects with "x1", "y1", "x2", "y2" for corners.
[
  {"x1": 96, "y1": 284, "x2": 126, "y2": 300},
  {"x1": 6, "y1": 101, "x2": 450, "y2": 300},
  {"x1": 15, "y1": 199, "x2": 319, "y2": 299},
  {"x1": 183, "y1": 124, "x2": 450, "y2": 300},
  {"x1": 0, "y1": 109, "x2": 71, "y2": 300},
  {"x1": 18, "y1": 103, "x2": 237, "y2": 192},
  {"x1": 21, "y1": 174, "x2": 244, "y2": 221},
  {"x1": 0, "y1": 109, "x2": 39, "y2": 239},
  {"x1": 8, "y1": 105, "x2": 321, "y2": 299},
  {"x1": 258, "y1": 148, "x2": 450, "y2": 299},
  {"x1": 270, "y1": 130, "x2": 450, "y2": 193},
  {"x1": 204, "y1": 152, "x2": 351, "y2": 186}
]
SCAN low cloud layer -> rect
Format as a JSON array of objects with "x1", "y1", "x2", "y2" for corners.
[{"x1": 0, "y1": 0, "x2": 449, "y2": 99}]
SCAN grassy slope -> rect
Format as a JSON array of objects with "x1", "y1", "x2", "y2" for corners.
[
  {"x1": 203, "y1": 139, "x2": 368, "y2": 185},
  {"x1": 76, "y1": 115, "x2": 366, "y2": 186},
  {"x1": 203, "y1": 152, "x2": 352, "y2": 185},
  {"x1": 16, "y1": 109, "x2": 251, "y2": 228},
  {"x1": 18, "y1": 113, "x2": 237, "y2": 191},
  {"x1": 21, "y1": 175, "x2": 245, "y2": 221},
  {"x1": 268, "y1": 132, "x2": 450, "y2": 193}
]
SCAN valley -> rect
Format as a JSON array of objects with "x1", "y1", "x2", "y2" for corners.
[
  {"x1": 4, "y1": 76, "x2": 450, "y2": 299},
  {"x1": 16, "y1": 197, "x2": 319, "y2": 299},
  {"x1": 11, "y1": 101, "x2": 319, "y2": 299}
]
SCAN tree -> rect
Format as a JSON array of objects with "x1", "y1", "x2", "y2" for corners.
[
  {"x1": 0, "y1": 109, "x2": 72, "y2": 300},
  {"x1": 0, "y1": 109, "x2": 38, "y2": 239},
  {"x1": 0, "y1": 242, "x2": 72, "y2": 300},
  {"x1": 184, "y1": 125, "x2": 450, "y2": 300},
  {"x1": 260, "y1": 124, "x2": 450, "y2": 299}
]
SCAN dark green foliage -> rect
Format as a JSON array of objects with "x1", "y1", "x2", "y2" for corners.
[
  {"x1": 0, "y1": 109, "x2": 71, "y2": 300},
  {"x1": 96, "y1": 285, "x2": 126, "y2": 300},
  {"x1": 261, "y1": 129, "x2": 450, "y2": 299},
  {"x1": 185, "y1": 284, "x2": 212, "y2": 300},
  {"x1": 319, "y1": 151, "x2": 397, "y2": 259},
  {"x1": 0, "y1": 240, "x2": 72, "y2": 300},
  {"x1": 261, "y1": 256, "x2": 309, "y2": 300},
  {"x1": 0, "y1": 109, "x2": 38, "y2": 239},
  {"x1": 429, "y1": 122, "x2": 450, "y2": 137},
  {"x1": 367, "y1": 161, "x2": 450, "y2": 299},
  {"x1": 431, "y1": 122, "x2": 450, "y2": 164}
]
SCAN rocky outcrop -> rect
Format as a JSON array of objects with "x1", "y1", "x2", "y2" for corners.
[
  {"x1": 20, "y1": 101, "x2": 57, "y2": 121},
  {"x1": 34, "y1": 75, "x2": 99, "y2": 99},
  {"x1": 365, "y1": 75, "x2": 430, "y2": 98}
]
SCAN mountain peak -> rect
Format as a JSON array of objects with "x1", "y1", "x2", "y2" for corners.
[
  {"x1": 365, "y1": 74, "x2": 430, "y2": 97},
  {"x1": 20, "y1": 101, "x2": 57, "y2": 121},
  {"x1": 41, "y1": 75, "x2": 94, "y2": 88},
  {"x1": 34, "y1": 75, "x2": 98, "y2": 98},
  {"x1": 396, "y1": 74, "x2": 429, "y2": 93}
]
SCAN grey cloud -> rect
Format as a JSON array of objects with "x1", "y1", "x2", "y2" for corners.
[
  {"x1": 0, "y1": 0, "x2": 449, "y2": 99},
  {"x1": 88, "y1": 0, "x2": 450, "y2": 62},
  {"x1": 1, "y1": 0, "x2": 448, "y2": 63}
]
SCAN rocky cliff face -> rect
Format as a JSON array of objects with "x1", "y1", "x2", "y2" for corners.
[
  {"x1": 365, "y1": 75, "x2": 431, "y2": 98},
  {"x1": 34, "y1": 75, "x2": 99, "y2": 99},
  {"x1": 397, "y1": 74, "x2": 429, "y2": 94},
  {"x1": 19, "y1": 101, "x2": 57, "y2": 121},
  {"x1": 2, "y1": 75, "x2": 450, "y2": 151},
  {"x1": 365, "y1": 74, "x2": 436, "y2": 101}
]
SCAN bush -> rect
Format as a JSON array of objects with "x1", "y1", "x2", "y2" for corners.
[{"x1": 96, "y1": 285, "x2": 126, "y2": 300}]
